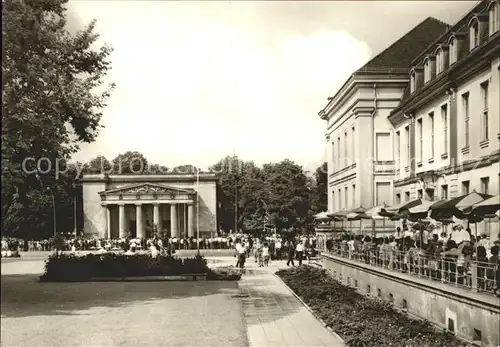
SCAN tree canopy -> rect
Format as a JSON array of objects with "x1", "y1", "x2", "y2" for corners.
[{"x1": 2, "y1": 0, "x2": 114, "y2": 240}]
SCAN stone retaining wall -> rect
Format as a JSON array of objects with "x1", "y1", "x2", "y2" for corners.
[{"x1": 322, "y1": 253, "x2": 500, "y2": 347}]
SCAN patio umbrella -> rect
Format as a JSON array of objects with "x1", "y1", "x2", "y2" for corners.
[
  {"x1": 404, "y1": 199, "x2": 447, "y2": 220},
  {"x1": 314, "y1": 211, "x2": 332, "y2": 221},
  {"x1": 470, "y1": 194, "x2": 500, "y2": 217},
  {"x1": 364, "y1": 204, "x2": 387, "y2": 220},
  {"x1": 430, "y1": 192, "x2": 492, "y2": 220},
  {"x1": 345, "y1": 207, "x2": 367, "y2": 220},
  {"x1": 327, "y1": 209, "x2": 350, "y2": 232},
  {"x1": 379, "y1": 199, "x2": 423, "y2": 218}
]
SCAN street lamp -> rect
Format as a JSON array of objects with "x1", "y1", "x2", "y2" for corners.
[{"x1": 46, "y1": 187, "x2": 56, "y2": 237}]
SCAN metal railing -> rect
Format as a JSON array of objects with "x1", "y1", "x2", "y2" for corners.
[{"x1": 325, "y1": 242, "x2": 499, "y2": 295}]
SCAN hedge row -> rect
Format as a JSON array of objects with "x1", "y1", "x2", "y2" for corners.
[{"x1": 40, "y1": 253, "x2": 240, "y2": 281}]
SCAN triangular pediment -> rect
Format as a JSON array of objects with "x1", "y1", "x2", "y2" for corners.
[{"x1": 100, "y1": 183, "x2": 194, "y2": 196}]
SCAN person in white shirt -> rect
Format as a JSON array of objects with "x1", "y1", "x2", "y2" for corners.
[
  {"x1": 296, "y1": 242, "x2": 304, "y2": 266},
  {"x1": 262, "y1": 243, "x2": 270, "y2": 267},
  {"x1": 235, "y1": 241, "x2": 246, "y2": 269},
  {"x1": 275, "y1": 240, "x2": 282, "y2": 260}
]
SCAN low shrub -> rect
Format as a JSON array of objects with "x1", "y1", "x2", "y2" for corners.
[
  {"x1": 276, "y1": 266, "x2": 466, "y2": 347},
  {"x1": 207, "y1": 266, "x2": 242, "y2": 281},
  {"x1": 40, "y1": 253, "x2": 210, "y2": 282}
]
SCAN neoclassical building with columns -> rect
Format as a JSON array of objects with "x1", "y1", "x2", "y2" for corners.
[{"x1": 81, "y1": 173, "x2": 218, "y2": 239}]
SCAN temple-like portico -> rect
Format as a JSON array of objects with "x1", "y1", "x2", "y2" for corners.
[{"x1": 82, "y1": 174, "x2": 218, "y2": 239}]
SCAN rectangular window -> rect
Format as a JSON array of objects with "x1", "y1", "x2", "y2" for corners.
[
  {"x1": 481, "y1": 81, "x2": 489, "y2": 141},
  {"x1": 426, "y1": 189, "x2": 435, "y2": 201},
  {"x1": 481, "y1": 177, "x2": 489, "y2": 194},
  {"x1": 462, "y1": 93, "x2": 470, "y2": 147},
  {"x1": 429, "y1": 112, "x2": 434, "y2": 158},
  {"x1": 491, "y1": 4, "x2": 500, "y2": 35},
  {"x1": 417, "y1": 118, "x2": 423, "y2": 163},
  {"x1": 417, "y1": 189, "x2": 423, "y2": 199},
  {"x1": 376, "y1": 182, "x2": 391, "y2": 206},
  {"x1": 436, "y1": 52, "x2": 442, "y2": 74},
  {"x1": 332, "y1": 191, "x2": 335, "y2": 211},
  {"x1": 337, "y1": 137, "x2": 341, "y2": 168},
  {"x1": 441, "y1": 185, "x2": 448, "y2": 200},
  {"x1": 344, "y1": 132, "x2": 348, "y2": 166},
  {"x1": 396, "y1": 193, "x2": 401, "y2": 204},
  {"x1": 331, "y1": 141, "x2": 335, "y2": 172},
  {"x1": 462, "y1": 181, "x2": 470, "y2": 195},
  {"x1": 376, "y1": 133, "x2": 391, "y2": 161},
  {"x1": 352, "y1": 127, "x2": 355, "y2": 159},
  {"x1": 449, "y1": 40, "x2": 456, "y2": 65},
  {"x1": 405, "y1": 191, "x2": 410, "y2": 202},
  {"x1": 396, "y1": 131, "x2": 401, "y2": 169},
  {"x1": 352, "y1": 184, "x2": 356, "y2": 207},
  {"x1": 441, "y1": 104, "x2": 448, "y2": 154},
  {"x1": 338, "y1": 189, "x2": 341, "y2": 210},
  {"x1": 344, "y1": 186, "x2": 348, "y2": 209},
  {"x1": 405, "y1": 126, "x2": 410, "y2": 166},
  {"x1": 424, "y1": 61, "x2": 430, "y2": 82}
]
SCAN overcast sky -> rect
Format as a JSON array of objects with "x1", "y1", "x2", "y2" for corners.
[{"x1": 67, "y1": 1, "x2": 476, "y2": 171}]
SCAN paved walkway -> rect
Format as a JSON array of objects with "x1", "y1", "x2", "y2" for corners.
[{"x1": 237, "y1": 261, "x2": 345, "y2": 347}]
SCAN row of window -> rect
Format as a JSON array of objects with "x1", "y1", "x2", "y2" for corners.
[
  {"x1": 411, "y1": 1, "x2": 499, "y2": 93},
  {"x1": 332, "y1": 184, "x2": 356, "y2": 211},
  {"x1": 395, "y1": 177, "x2": 491, "y2": 204},
  {"x1": 331, "y1": 181, "x2": 393, "y2": 211},
  {"x1": 330, "y1": 126, "x2": 355, "y2": 172},
  {"x1": 396, "y1": 79, "x2": 490, "y2": 170}
]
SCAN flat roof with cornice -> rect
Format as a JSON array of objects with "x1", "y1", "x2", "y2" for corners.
[{"x1": 81, "y1": 173, "x2": 218, "y2": 183}]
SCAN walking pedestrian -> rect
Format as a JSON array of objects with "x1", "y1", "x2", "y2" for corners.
[
  {"x1": 262, "y1": 242, "x2": 270, "y2": 267},
  {"x1": 286, "y1": 241, "x2": 295, "y2": 266},
  {"x1": 296, "y1": 241, "x2": 304, "y2": 266}
]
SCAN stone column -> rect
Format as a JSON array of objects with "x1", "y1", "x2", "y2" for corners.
[
  {"x1": 153, "y1": 203, "x2": 160, "y2": 233},
  {"x1": 136, "y1": 204, "x2": 144, "y2": 239},
  {"x1": 170, "y1": 204, "x2": 178, "y2": 238},
  {"x1": 187, "y1": 203, "x2": 195, "y2": 237},
  {"x1": 118, "y1": 204, "x2": 126, "y2": 238},
  {"x1": 106, "y1": 207, "x2": 111, "y2": 239}
]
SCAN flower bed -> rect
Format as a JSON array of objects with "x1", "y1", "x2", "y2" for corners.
[
  {"x1": 39, "y1": 253, "x2": 239, "y2": 282},
  {"x1": 276, "y1": 266, "x2": 466, "y2": 347}
]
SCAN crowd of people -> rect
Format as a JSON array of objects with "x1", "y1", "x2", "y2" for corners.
[
  {"x1": 231, "y1": 233, "x2": 319, "y2": 269},
  {"x1": 322, "y1": 224, "x2": 500, "y2": 295},
  {"x1": 1, "y1": 233, "x2": 319, "y2": 263}
]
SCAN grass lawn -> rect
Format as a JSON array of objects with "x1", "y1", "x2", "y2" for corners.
[{"x1": 1, "y1": 258, "x2": 248, "y2": 347}]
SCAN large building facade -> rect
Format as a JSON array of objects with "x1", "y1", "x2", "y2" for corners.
[
  {"x1": 322, "y1": 1, "x2": 500, "y2": 224},
  {"x1": 391, "y1": 0, "x2": 500, "y2": 207},
  {"x1": 321, "y1": 17, "x2": 451, "y2": 212},
  {"x1": 81, "y1": 173, "x2": 218, "y2": 239}
]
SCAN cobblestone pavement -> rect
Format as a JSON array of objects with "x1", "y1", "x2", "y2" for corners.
[{"x1": 237, "y1": 260, "x2": 345, "y2": 347}]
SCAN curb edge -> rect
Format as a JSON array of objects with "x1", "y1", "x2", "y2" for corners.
[{"x1": 273, "y1": 273, "x2": 346, "y2": 346}]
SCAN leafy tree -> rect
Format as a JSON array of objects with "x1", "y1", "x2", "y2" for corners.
[
  {"x1": 261, "y1": 160, "x2": 312, "y2": 231},
  {"x1": 2, "y1": 0, "x2": 114, "y2": 238},
  {"x1": 112, "y1": 151, "x2": 148, "y2": 174},
  {"x1": 3, "y1": 164, "x2": 81, "y2": 240},
  {"x1": 172, "y1": 164, "x2": 198, "y2": 174},
  {"x1": 210, "y1": 156, "x2": 245, "y2": 231},
  {"x1": 148, "y1": 164, "x2": 169, "y2": 175},
  {"x1": 311, "y1": 162, "x2": 328, "y2": 213},
  {"x1": 82, "y1": 155, "x2": 112, "y2": 174},
  {"x1": 238, "y1": 162, "x2": 267, "y2": 231}
]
